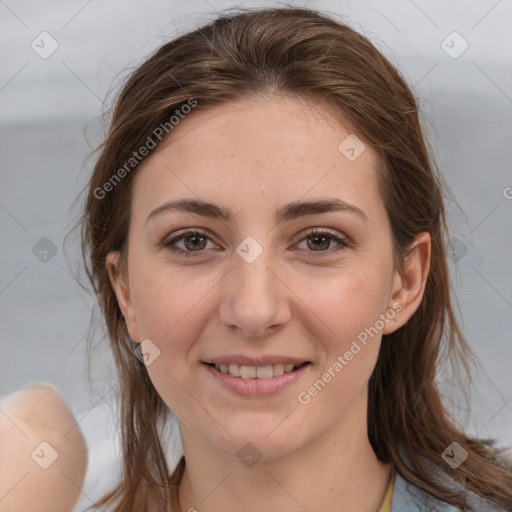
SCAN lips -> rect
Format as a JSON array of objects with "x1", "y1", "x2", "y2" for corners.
[{"x1": 202, "y1": 360, "x2": 311, "y2": 396}]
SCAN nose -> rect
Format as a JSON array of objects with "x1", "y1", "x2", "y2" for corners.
[{"x1": 218, "y1": 245, "x2": 292, "y2": 338}]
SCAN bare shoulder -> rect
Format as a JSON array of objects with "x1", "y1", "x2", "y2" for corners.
[{"x1": 0, "y1": 385, "x2": 88, "y2": 512}]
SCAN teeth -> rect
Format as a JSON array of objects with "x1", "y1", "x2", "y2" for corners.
[
  {"x1": 228, "y1": 363, "x2": 240, "y2": 377},
  {"x1": 272, "y1": 363, "x2": 284, "y2": 376},
  {"x1": 256, "y1": 366, "x2": 273, "y2": 379},
  {"x1": 239, "y1": 365, "x2": 256, "y2": 379},
  {"x1": 213, "y1": 362, "x2": 304, "y2": 379}
]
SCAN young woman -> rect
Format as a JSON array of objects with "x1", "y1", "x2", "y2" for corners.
[{"x1": 78, "y1": 6, "x2": 512, "y2": 512}]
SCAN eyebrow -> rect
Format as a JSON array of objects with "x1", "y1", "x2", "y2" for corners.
[{"x1": 146, "y1": 197, "x2": 368, "y2": 224}]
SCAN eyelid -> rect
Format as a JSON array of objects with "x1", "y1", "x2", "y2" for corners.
[{"x1": 294, "y1": 226, "x2": 348, "y2": 244}]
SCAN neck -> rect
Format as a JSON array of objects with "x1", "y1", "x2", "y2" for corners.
[{"x1": 177, "y1": 396, "x2": 392, "y2": 512}]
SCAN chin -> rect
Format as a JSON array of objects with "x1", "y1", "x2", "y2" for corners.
[{"x1": 209, "y1": 420, "x2": 306, "y2": 463}]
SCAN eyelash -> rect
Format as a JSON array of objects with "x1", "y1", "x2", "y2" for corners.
[{"x1": 160, "y1": 227, "x2": 350, "y2": 259}]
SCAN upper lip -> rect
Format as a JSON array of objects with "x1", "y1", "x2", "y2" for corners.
[{"x1": 203, "y1": 356, "x2": 311, "y2": 366}]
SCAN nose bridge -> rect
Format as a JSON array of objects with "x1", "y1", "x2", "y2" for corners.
[{"x1": 219, "y1": 235, "x2": 290, "y2": 336}]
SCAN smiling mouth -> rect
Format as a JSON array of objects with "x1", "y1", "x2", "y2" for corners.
[{"x1": 205, "y1": 362, "x2": 310, "y2": 379}]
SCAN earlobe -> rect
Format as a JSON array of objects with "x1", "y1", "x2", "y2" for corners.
[
  {"x1": 382, "y1": 232, "x2": 431, "y2": 335},
  {"x1": 106, "y1": 251, "x2": 142, "y2": 342}
]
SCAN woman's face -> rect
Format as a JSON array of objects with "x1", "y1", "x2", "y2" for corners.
[{"x1": 109, "y1": 95, "x2": 416, "y2": 461}]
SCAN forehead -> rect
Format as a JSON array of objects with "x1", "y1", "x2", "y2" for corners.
[{"x1": 131, "y1": 95, "x2": 383, "y2": 223}]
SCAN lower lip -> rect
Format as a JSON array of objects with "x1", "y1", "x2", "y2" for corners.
[{"x1": 202, "y1": 363, "x2": 311, "y2": 397}]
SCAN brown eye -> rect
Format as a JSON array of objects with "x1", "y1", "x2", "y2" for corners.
[
  {"x1": 306, "y1": 234, "x2": 331, "y2": 251},
  {"x1": 182, "y1": 234, "x2": 208, "y2": 251},
  {"x1": 296, "y1": 228, "x2": 349, "y2": 258},
  {"x1": 162, "y1": 229, "x2": 217, "y2": 257}
]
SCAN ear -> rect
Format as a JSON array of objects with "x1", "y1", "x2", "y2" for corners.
[
  {"x1": 106, "y1": 251, "x2": 142, "y2": 343},
  {"x1": 382, "y1": 232, "x2": 431, "y2": 335}
]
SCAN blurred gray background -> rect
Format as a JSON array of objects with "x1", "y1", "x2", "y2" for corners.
[{"x1": 1, "y1": 0, "x2": 511, "y2": 447}]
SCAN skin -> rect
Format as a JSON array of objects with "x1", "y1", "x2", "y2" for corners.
[
  {"x1": 108, "y1": 95, "x2": 430, "y2": 512},
  {"x1": 0, "y1": 386, "x2": 87, "y2": 512}
]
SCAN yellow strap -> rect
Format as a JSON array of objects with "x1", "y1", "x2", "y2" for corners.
[
  {"x1": 22, "y1": 381, "x2": 59, "y2": 391},
  {"x1": 378, "y1": 471, "x2": 395, "y2": 512}
]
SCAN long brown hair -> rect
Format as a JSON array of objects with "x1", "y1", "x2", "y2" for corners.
[{"x1": 79, "y1": 6, "x2": 512, "y2": 511}]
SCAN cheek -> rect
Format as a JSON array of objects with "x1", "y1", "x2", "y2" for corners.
[
  {"x1": 301, "y1": 264, "x2": 392, "y2": 397},
  {"x1": 132, "y1": 268, "x2": 209, "y2": 420},
  {"x1": 307, "y1": 265, "x2": 391, "y2": 342},
  {"x1": 130, "y1": 264, "x2": 217, "y2": 391},
  {"x1": 131, "y1": 261, "x2": 209, "y2": 339}
]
